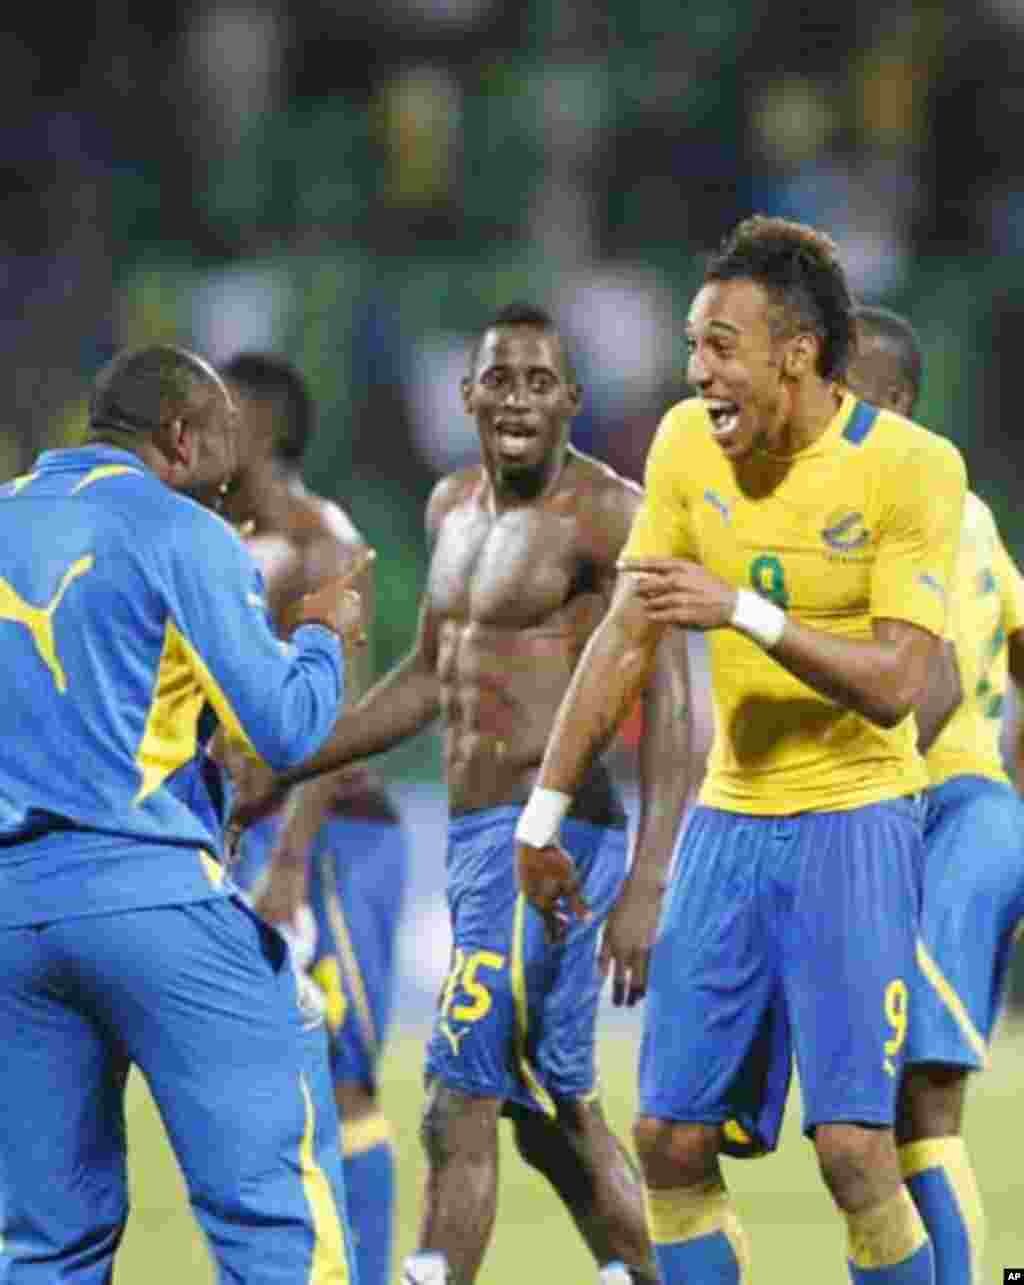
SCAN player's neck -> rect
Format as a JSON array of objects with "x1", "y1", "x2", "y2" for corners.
[
  {"x1": 484, "y1": 446, "x2": 571, "y2": 513},
  {"x1": 227, "y1": 459, "x2": 301, "y2": 530},
  {"x1": 764, "y1": 379, "x2": 844, "y2": 457}
]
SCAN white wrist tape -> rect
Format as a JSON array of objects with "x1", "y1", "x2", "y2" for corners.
[
  {"x1": 515, "y1": 788, "x2": 572, "y2": 848},
  {"x1": 730, "y1": 589, "x2": 786, "y2": 649}
]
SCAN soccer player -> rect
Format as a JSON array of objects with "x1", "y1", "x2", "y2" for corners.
[
  {"x1": 231, "y1": 303, "x2": 693, "y2": 1285},
  {"x1": 220, "y1": 351, "x2": 409, "y2": 1285},
  {"x1": 513, "y1": 217, "x2": 968, "y2": 1285},
  {"x1": 847, "y1": 305, "x2": 1024, "y2": 1285},
  {"x1": 0, "y1": 345, "x2": 364, "y2": 1283}
]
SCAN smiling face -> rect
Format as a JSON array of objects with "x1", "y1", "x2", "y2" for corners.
[
  {"x1": 462, "y1": 325, "x2": 580, "y2": 493},
  {"x1": 686, "y1": 277, "x2": 817, "y2": 460}
]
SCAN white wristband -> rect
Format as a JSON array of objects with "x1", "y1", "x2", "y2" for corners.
[
  {"x1": 730, "y1": 589, "x2": 786, "y2": 649},
  {"x1": 515, "y1": 788, "x2": 572, "y2": 848}
]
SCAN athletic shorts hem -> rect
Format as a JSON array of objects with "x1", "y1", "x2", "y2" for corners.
[
  {"x1": 425, "y1": 1065, "x2": 592, "y2": 1111},
  {"x1": 904, "y1": 1052, "x2": 983, "y2": 1074},
  {"x1": 802, "y1": 1108, "x2": 895, "y2": 1135}
]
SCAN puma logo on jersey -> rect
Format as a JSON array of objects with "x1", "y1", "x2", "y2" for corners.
[
  {"x1": 439, "y1": 1019, "x2": 469, "y2": 1056},
  {"x1": 0, "y1": 555, "x2": 94, "y2": 692},
  {"x1": 917, "y1": 572, "x2": 946, "y2": 601},
  {"x1": 704, "y1": 489, "x2": 733, "y2": 524}
]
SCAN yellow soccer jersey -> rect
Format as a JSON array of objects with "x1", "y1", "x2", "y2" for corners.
[
  {"x1": 623, "y1": 392, "x2": 967, "y2": 814},
  {"x1": 925, "y1": 492, "x2": 1024, "y2": 787}
]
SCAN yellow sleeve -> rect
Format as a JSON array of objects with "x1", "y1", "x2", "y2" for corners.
[
  {"x1": 871, "y1": 435, "x2": 967, "y2": 636},
  {"x1": 620, "y1": 409, "x2": 698, "y2": 561},
  {"x1": 995, "y1": 534, "x2": 1024, "y2": 637}
]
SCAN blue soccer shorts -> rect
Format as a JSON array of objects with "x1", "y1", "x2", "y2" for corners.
[
  {"x1": 909, "y1": 774, "x2": 1024, "y2": 1070},
  {"x1": 639, "y1": 798, "x2": 922, "y2": 1151},
  {"x1": 424, "y1": 806, "x2": 629, "y2": 1115},
  {"x1": 234, "y1": 811, "x2": 410, "y2": 1091},
  {"x1": 0, "y1": 890, "x2": 353, "y2": 1284}
]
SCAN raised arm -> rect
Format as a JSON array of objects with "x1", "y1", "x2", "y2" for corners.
[{"x1": 168, "y1": 511, "x2": 355, "y2": 772}]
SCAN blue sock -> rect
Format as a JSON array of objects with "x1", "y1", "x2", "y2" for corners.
[
  {"x1": 343, "y1": 1116, "x2": 395, "y2": 1285},
  {"x1": 901, "y1": 1138, "x2": 984, "y2": 1285},
  {"x1": 646, "y1": 1182, "x2": 747, "y2": 1284},
  {"x1": 654, "y1": 1231, "x2": 742, "y2": 1284},
  {"x1": 846, "y1": 1187, "x2": 934, "y2": 1285},
  {"x1": 848, "y1": 1240, "x2": 934, "y2": 1285}
]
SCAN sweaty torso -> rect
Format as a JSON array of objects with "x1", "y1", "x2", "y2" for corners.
[
  {"x1": 244, "y1": 489, "x2": 396, "y2": 821},
  {"x1": 426, "y1": 453, "x2": 636, "y2": 820}
]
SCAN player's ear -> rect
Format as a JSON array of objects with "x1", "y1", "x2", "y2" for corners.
[
  {"x1": 459, "y1": 375, "x2": 474, "y2": 413},
  {"x1": 783, "y1": 333, "x2": 818, "y2": 379},
  {"x1": 567, "y1": 380, "x2": 583, "y2": 416}
]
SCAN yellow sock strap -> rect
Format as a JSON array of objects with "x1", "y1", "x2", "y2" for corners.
[
  {"x1": 341, "y1": 1112, "x2": 393, "y2": 1158},
  {"x1": 644, "y1": 1180, "x2": 751, "y2": 1281},
  {"x1": 900, "y1": 1136, "x2": 985, "y2": 1278},
  {"x1": 846, "y1": 1187, "x2": 928, "y2": 1269}
]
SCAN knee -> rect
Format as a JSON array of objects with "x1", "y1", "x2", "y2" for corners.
[
  {"x1": 896, "y1": 1064, "x2": 966, "y2": 1144},
  {"x1": 814, "y1": 1125, "x2": 899, "y2": 1210},
  {"x1": 419, "y1": 1081, "x2": 500, "y2": 1169},
  {"x1": 633, "y1": 1116, "x2": 720, "y2": 1189}
]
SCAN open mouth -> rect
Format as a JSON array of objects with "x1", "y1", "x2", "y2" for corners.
[
  {"x1": 494, "y1": 424, "x2": 538, "y2": 457},
  {"x1": 705, "y1": 400, "x2": 740, "y2": 441}
]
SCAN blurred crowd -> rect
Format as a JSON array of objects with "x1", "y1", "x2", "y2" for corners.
[{"x1": 4, "y1": 0, "x2": 1024, "y2": 660}]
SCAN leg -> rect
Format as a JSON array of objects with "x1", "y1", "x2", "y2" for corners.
[
  {"x1": 75, "y1": 898, "x2": 354, "y2": 1285},
  {"x1": 626, "y1": 808, "x2": 789, "y2": 1285},
  {"x1": 633, "y1": 1118, "x2": 748, "y2": 1284},
  {"x1": 897, "y1": 1065, "x2": 983, "y2": 1285},
  {"x1": 410, "y1": 1080, "x2": 502, "y2": 1285},
  {"x1": 0, "y1": 923, "x2": 129, "y2": 1284},
  {"x1": 786, "y1": 800, "x2": 933, "y2": 1285},
  {"x1": 336, "y1": 1079, "x2": 396, "y2": 1285},
  {"x1": 512, "y1": 1099, "x2": 656, "y2": 1281},
  {"x1": 311, "y1": 819, "x2": 409, "y2": 1285},
  {"x1": 894, "y1": 777, "x2": 1024, "y2": 1285}
]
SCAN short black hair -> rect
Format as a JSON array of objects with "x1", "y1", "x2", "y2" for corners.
[
  {"x1": 221, "y1": 352, "x2": 315, "y2": 465},
  {"x1": 705, "y1": 215, "x2": 855, "y2": 380},
  {"x1": 853, "y1": 305, "x2": 923, "y2": 407},
  {"x1": 89, "y1": 345, "x2": 222, "y2": 436},
  {"x1": 468, "y1": 302, "x2": 576, "y2": 382}
]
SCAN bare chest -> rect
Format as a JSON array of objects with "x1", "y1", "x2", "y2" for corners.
[{"x1": 428, "y1": 505, "x2": 602, "y2": 627}]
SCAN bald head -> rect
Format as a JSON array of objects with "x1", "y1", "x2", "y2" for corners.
[
  {"x1": 89, "y1": 345, "x2": 230, "y2": 440},
  {"x1": 846, "y1": 306, "x2": 923, "y2": 417}
]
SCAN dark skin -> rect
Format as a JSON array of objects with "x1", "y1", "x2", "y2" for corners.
[
  {"x1": 231, "y1": 323, "x2": 691, "y2": 1284},
  {"x1": 219, "y1": 384, "x2": 381, "y2": 1129},
  {"x1": 847, "y1": 328, "x2": 1024, "y2": 1147},
  {"x1": 519, "y1": 278, "x2": 948, "y2": 1222}
]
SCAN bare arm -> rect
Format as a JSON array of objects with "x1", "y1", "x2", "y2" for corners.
[
  {"x1": 599, "y1": 621, "x2": 692, "y2": 1004},
  {"x1": 541, "y1": 574, "x2": 666, "y2": 794},
  {"x1": 914, "y1": 641, "x2": 963, "y2": 755}
]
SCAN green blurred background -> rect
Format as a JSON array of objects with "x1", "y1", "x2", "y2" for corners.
[{"x1": 6, "y1": 0, "x2": 1024, "y2": 1275}]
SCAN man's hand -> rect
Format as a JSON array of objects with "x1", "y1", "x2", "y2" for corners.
[
  {"x1": 254, "y1": 857, "x2": 308, "y2": 930},
  {"x1": 515, "y1": 841, "x2": 591, "y2": 944},
  {"x1": 620, "y1": 558, "x2": 738, "y2": 631},
  {"x1": 598, "y1": 878, "x2": 665, "y2": 1006},
  {"x1": 282, "y1": 548, "x2": 375, "y2": 648}
]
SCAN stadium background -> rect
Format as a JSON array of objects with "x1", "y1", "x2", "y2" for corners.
[{"x1": 5, "y1": 0, "x2": 1024, "y2": 1278}]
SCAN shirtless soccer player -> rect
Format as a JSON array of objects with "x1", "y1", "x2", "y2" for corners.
[
  {"x1": 232, "y1": 303, "x2": 693, "y2": 1285},
  {"x1": 848, "y1": 305, "x2": 1024, "y2": 1285},
  {"x1": 514, "y1": 218, "x2": 967, "y2": 1285},
  {"x1": 219, "y1": 353, "x2": 410, "y2": 1285}
]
